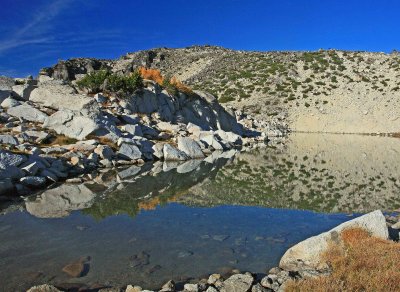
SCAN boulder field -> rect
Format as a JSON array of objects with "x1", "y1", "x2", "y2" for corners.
[{"x1": 0, "y1": 75, "x2": 286, "y2": 197}]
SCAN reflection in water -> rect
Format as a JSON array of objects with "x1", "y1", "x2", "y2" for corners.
[
  {"x1": 83, "y1": 150, "x2": 238, "y2": 220},
  {"x1": 25, "y1": 184, "x2": 96, "y2": 218},
  {"x1": 179, "y1": 133, "x2": 400, "y2": 213},
  {"x1": 0, "y1": 133, "x2": 400, "y2": 290}
]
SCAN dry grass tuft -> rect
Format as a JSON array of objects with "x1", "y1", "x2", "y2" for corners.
[
  {"x1": 170, "y1": 76, "x2": 193, "y2": 95},
  {"x1": 85, "y1": 135, "x2": 118, "y2": 150},
  {"x1": 139, "y1": 67, "x2": 164, "y2": 85},
  {"x1": 285, "y1": 227, "x2": 400, "y2": 292},
  {"x1": 44, "y1": 135, "x2": 77, "y2": 146}
]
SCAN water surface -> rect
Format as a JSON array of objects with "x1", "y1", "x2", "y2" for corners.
[{"x1": 1, "y1": 133, "x2": 399, "y2": 290}]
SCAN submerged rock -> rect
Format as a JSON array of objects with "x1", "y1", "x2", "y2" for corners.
[
  {"x1": 62, "y1": 261, "x2": 85, "y2": 278},
  {"x1": 62, "y1": 256, "x2": 90, "y2": 278}
]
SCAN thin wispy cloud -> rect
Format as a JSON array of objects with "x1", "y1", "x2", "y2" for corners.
[
  {"x1": 0, "y1": 0, "x2": 165, "y2": 76},
  {"x1": 0, "y1": 0, "x2": 73, "y2": 54}
]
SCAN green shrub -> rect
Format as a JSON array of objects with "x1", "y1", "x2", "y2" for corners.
[
  {"x1": 77, "y1": 70, "x2": 110, "y2": 93},
  {"x1": 219, "y1": 94, "x2": 235, "y2": 103},
  {"x1": 77, "y1": 70, "x2": 143, "y2": 96},
  {"x1": 107, "y1": 71, "x2": 143, "y2": 95}
]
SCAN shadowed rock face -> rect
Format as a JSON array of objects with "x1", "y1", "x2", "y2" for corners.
[
  {"x1": 123, "y1": 87, "x2": 243, "y2": 135},
  {"x1": 25, "y1": 184, "x2": 96, "y2": 218}
]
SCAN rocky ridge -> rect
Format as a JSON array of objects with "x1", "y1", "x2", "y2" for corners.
[{"x1": 41, "y1": 46, "x2": 400, "y2": 134}]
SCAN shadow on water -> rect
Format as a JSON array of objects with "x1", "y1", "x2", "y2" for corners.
[{"x1": 0, "y1": 133, "x2": 400, "y2": 290}]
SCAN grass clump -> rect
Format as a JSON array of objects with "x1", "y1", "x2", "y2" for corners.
[
  {"x1": 286, "y1": 227, "x2": 400, "y2": 292},
  {"x1": 43, "y1": 134, "x2": 78, "y2": 146}
]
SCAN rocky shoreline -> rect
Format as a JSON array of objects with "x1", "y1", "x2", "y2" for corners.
[
  {"x1": 25, "y1": 210, "x2": 400, "y2": 292},
  {"x1": 0, "y1": 73, "x2": 288, "y2": 201}
]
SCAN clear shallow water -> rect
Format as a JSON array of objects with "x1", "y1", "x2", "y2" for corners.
[
  {"x1": 1, "y1": 133, "x2": 400, "y2": 291},
  {"x1": 0, "y1": 205, "x2": 354, "y2": 291}
]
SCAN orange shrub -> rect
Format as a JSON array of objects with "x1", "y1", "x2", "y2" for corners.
[
  {"x1": 139, "y1": 67, "x2": 164, "y2": 85},
  {"x1": 285, "y1": 227, "x2": 400, "y2": 292},
  {"x1": 170, "y1": 76, "x2": 193, "y2": 94}
]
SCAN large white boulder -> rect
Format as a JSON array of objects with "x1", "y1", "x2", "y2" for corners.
[
  {"x1": 177, "y1": 137, "x2": 204, "y2": 159},
  {"x1": 118, "y1": 143, "x2": 142, "y2": 160},
  {"x1": 198, "y1": 132, "x2": 224, "y2": 150},
  {"x1": 7, "y1": 103, "x2": 48, "y2": 123},
  {"x1": 215, "y1": 130, "x2": 242, "y2": 145},
  {"x1": 279, "y1": 210, "x2": 389, "y2": 271},
  {"x1": 30, "y1": 82, "x2": 96, "y2": 112},
  {"x1": 163, "y1": 144, "x2": 189, "y2": 161},
  {"x1": 1, "y1": 97, "x2": 21, "y2": 108},
  {"x1": 44, "y1": 110, "x2": 99, "y2": 140}
]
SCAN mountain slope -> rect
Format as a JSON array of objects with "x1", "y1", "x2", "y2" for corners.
[{"x1": 42, "y1": 46, "x2": 400, "y2": 133}]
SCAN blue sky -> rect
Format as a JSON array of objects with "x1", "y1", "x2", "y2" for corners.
[{"x1": 1, "y1": 0, "x2": 400, "y2": 77}]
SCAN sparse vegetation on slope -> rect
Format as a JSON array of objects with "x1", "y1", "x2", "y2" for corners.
[{"x1": 47, "y1": 46, "x2": 400, "y2": 133}]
